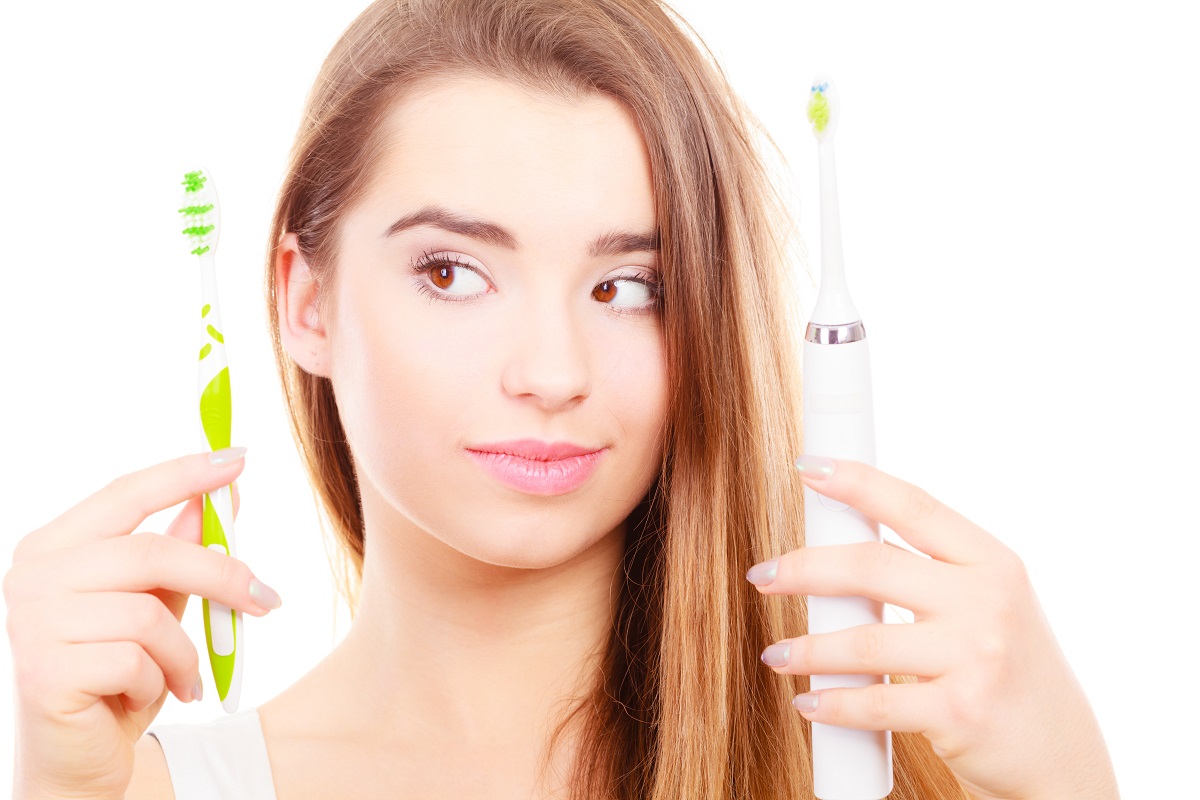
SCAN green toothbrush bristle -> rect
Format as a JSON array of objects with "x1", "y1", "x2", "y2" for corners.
[
  {"x1": 180, "y1": 169, "x2": 220, "y2": 258},
  {"x1": 183, "y1": 171, "x2": 207, "y2": 193}
]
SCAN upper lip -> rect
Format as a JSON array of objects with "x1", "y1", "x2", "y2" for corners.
[{"x1": 465, "y1": 439, "x2": 605, "y2": 461}]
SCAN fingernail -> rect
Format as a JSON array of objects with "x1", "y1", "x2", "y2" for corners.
[
  {"x1": 249, "y1": 578, "x2": 282, "y2": 610},
  {"x1": 745, "y1": 558, "x2": 779, "y2": 586},
  {"x1": 793, "y1": 692, "x2": 819, "y2": 713},
  {"x1": 210, "y1": 447, "x2": 248, "y2": 465},
  {"x1": 794, "y1": 454, "x2": 835, "y2": 479},
  {"x1": 760, "y1": 641, "x2": 791, "y2": 667},
  {"x1": 191, "y1": 676, "x2": 203, "y2": 703}
]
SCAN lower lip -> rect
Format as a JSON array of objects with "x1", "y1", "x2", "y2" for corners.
[{"x1": 464, "y1": 448, "x2": 605, "y2": 496}]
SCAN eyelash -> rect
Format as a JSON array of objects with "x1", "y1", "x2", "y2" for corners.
[{"x1": 409, "y1": 250, "x2": 662, "y2": 316}]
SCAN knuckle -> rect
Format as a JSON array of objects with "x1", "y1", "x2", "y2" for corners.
[
  {"x1": 5, "y1": 603, "x2": 25, "y2": 650},
  {"x1": 130, "y1": 594, "x2": 167, "y2": 638},
  {"x1": 2, "y1": 563, "x2": 23, "y2": 604},
  {"x1": 866, "y1": 685, "x2": 890, "y2": 728},
  {"x1": 9, "y1": 531, "x2": 33, "y2": 565},
  {"x1": 998, "y1": 547, "x2": 1032, "y2": 587},
  {"x1": 945, "y1": 678, "x2": 988, "y2": 730},
  {"x1": 900, "y1": 484, "x2": 939, "y2": 524},
  {"x1": 117, "y1": 640, "x2": 150, "y2": 680},
  {"x1": 980, "y1": 555, "x2": 1032, "y2": 629},
  {"x1": 133, "y1": 531, "x2": 170, "y2": 570},
  {"x1": 865, "y1": 541, "x2": 897, "y2": 579},
  {"x1": 852, "y1": 626, "x2": 885, "y2": 669},
  {"x1": 218, "y1": 553, "x2": 249, "y2": 595},
  {"x1": 13, "y1": 651, "x2": 45, "y2": 698},
  {"x1": 972, "y1": 631, "x2": 1008, "y2": 664},
  {"x1": 3, "y1": 562, "x2": 40, "y2": 606},
  {"x1": 930, "y1": 729, "x2": 968, "y2": 762},
  {"x1": 107, "y1": 472, "x2": 153, "y2": 522},
  {"x1": 106, "y1": 472, "x2": 137, "y2": 502},
  {"x1": 186, "y1": 642, "x2": 201, "y2": 676}
]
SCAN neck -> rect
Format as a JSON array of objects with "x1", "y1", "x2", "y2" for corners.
[{"x1": 334, "y1": 478, "x2": 626, "y2": 752}]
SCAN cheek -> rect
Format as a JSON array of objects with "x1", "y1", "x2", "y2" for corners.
[
  {"x1": 602, "y1": 328, "x2": 669, "y2": 464},
  {"x1": 330, "y1": 290, "x2": 484, "y2": 480}
]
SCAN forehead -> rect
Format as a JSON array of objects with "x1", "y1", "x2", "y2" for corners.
[{"x1": 356, "y1": 75, "x2": 655, "y2": 237}]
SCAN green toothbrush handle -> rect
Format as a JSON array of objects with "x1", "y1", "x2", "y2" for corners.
[
  {"x1": 198, "y1": 363, "x2": 241, "y2": 711},
  {"x1": 201, "y1": 490, "x2": 242, "y2": 711}
]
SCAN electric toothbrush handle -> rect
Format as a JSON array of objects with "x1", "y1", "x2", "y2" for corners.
[{"x1": 802, "y1": 335, "x2": 892, "y2": 800}]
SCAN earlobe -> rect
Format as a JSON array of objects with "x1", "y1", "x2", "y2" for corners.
[{"x1": 276, "y1": 232, "x2": 331, "y2": 377}]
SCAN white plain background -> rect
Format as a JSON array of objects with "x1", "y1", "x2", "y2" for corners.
[{"x1": 2, "y1": 1, "x2": 1196, "y2": 796}]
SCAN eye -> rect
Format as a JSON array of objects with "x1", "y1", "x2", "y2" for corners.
[
  {"x1": 423, "y1": 257, "x2": 489, "y2": 297},
  {"x1": 410, "y1": 250, "x2": 661, "y2": 315},
  {"x1": 592, "y1": 276, "x2": 659, "y2": 314},
  {"x1": 409, "y1": 252, "x2": 492, "y2": 305}
]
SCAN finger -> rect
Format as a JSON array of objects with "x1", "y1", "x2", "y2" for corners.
[
  {"x1": 163, "y1": 495, "x2": 204, "y2": 545},
  {"x1": 155, "y1": 483, "x2": 240, "y2": 620},
  {"x1": 162, "y1": 480, "x2": 240, "y2": 544},
  {"x1": 8, "y1": 532, "x2": 273, "y2": 619},
  {"x1": 796, "y1": 456, "x2": 999, "y2": 565},
  {"x1": 53, "y1": 641, "x2": 167, "y2": 716},
  {"x1": 162, "y1": 479, "x2": 241, "y2": 546},
  {"x1": 760, "y1": 622, "x2": 949, "y2": 680},
  {"x1": 753, "y1": 542, "x2": 957, "y2": 618},
  {"x1": 51, "y1": 592, "x2": 201, "y2": 705},
  {"x1": 16, "y1": 449, "x2": 248, "y2": 561},
  {"x1": 792, "y1": 679, "x2": 943, "y2": 734}
]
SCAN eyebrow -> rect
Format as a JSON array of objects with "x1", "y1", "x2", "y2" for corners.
[{"x1": 383, "y1": 204, "x2": 660, "y2": 257}]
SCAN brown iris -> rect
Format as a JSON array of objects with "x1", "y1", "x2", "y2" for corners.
[
  {"x1": 430, "y1": 266, "x2": 455, "y2": 290},
  {"x1": 593, "y1": 280, "x2": 617, "y2": 303}
]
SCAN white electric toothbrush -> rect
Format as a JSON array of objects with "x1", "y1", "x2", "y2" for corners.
[{"x1": 802, "y1": 76, "x2": 893, "y2": 799}]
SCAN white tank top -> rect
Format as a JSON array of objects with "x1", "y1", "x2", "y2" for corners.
[{"x1": 147, "y1": 707, "x2": 278, "y2": 799}]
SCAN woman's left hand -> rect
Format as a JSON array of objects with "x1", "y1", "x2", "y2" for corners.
[{"x1": 748, "y1": 455, "x2": 1120, "y2": 800}]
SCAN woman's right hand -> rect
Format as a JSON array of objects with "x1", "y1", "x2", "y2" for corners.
[{"x1": 5, "y1": 448, "x2": 279, "y2": 800}]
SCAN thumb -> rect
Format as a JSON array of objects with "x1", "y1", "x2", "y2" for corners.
[
  {"x1": 162, "y1": 480, "x2": 240, "y2": 542},
  {"x1": 156, "y1": 481, "x2": 241, "y2": 620}
]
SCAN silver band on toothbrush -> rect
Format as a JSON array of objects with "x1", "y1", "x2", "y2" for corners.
[{"x1": 805, "y1": 320, "x2": 866, "y2": 344}]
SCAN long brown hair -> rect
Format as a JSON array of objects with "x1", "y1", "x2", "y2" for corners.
[{"x1": 265, "y1": 1, "x2": 968, "y2": 797}]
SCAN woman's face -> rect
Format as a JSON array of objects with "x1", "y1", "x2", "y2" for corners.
[{"x1": 313, "y1": 76, "x2": 667, "y2": 569}]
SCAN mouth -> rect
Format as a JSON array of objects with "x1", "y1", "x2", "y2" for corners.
[
  {"x1": 464, "y1": 438, "x2": 605, "y2": 461},
  {"x1": 463, "y1": 443, "x2": 607, "y2": 496}
]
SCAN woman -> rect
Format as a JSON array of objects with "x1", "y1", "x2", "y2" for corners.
[{"x1": 7, "y1": 0, "x2": 1118, "y2": 798}]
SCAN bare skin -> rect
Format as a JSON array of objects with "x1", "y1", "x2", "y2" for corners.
[
  {"x1": 260, "y1": 75, "x2": 668, "y2": 798},
  {"x1": 9, "y1": 74, "x2": 664, "y2": 800}
]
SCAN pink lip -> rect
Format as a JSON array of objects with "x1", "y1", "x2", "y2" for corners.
[{"x1": 464, "y1": 439, "x2": 606, "y2": 496}]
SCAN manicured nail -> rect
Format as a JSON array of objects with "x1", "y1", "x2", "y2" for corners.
[
  {"x1": 794, "y1": 454, "x2": 835, "y2": 478},
  {"x1": 793, "y1": 692, "x2": 819, "y2": 713},
  {"x1": 210, "y1": 447, "x2": 248, "y2": 465},
  {"x1": 760, "y1": 642, "x2": 791, "y2": 667},
  {"x1": 249, "y1": 578, "x2": 282, "y2": 610},
  {"x1": 191, "y1": 676, "x2": 203, "y2": 703},
  {"x1": 745, "y1": 558, "x2": 779, "y2": 586}
]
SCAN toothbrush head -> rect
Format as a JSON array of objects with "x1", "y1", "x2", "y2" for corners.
[
  {"x1": 807, "y1": 74, "x2": 839, "y2": 142},
  {"x1": 179, "y1": 169, "x2": 221, "y2": 257}
]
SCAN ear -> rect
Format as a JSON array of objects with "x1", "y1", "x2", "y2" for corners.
[{"x1": 276, "y1": 232, "x2": 331, "y2": 378}]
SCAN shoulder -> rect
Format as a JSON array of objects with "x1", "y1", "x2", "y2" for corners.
[{"x1": 125, "y1": 734, "x2": 176, "y2": 800}]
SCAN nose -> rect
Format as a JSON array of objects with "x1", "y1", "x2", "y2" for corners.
[{"x1": 499, "y1": 297, "x2": 593, "y2": 411}]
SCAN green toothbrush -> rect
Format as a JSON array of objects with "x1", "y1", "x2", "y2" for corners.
[{"x1": 179, "y1": 169, "x2": 243, "y2": 713}]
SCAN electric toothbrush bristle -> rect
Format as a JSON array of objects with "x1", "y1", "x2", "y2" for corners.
[
  {"x1": 807, "y1": 73, "x2": 858, "y2": 325},
  {"x1": 807, "y1": 74, "x2": 839, "y2": 142}
]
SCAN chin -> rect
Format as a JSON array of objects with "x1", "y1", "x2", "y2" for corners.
[{"x1": 450, "y1": 516, "x2": 624, "y2": 571}]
